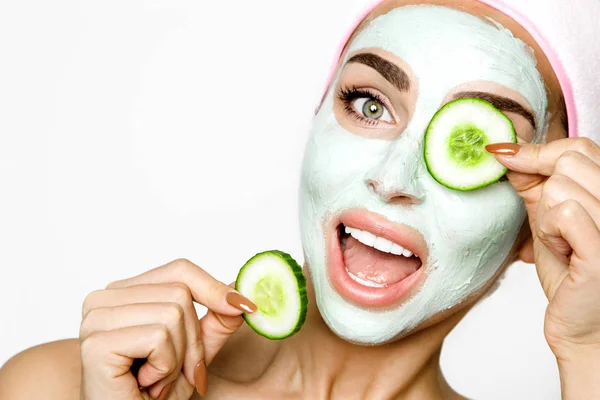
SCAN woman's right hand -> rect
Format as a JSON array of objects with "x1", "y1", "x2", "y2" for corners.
[{"x1": 79, "y1": 258, "x2": 257, "y2": 400}]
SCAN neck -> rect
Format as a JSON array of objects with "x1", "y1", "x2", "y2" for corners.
[{"x1": 265, "y1": 274, "x2": 467, "y2": 400}]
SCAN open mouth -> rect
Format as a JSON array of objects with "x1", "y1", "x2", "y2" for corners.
[
  {"x1": 328, "y1": 210, "x2": 428, "y2": 308},
  {"x1": 340, "y1": 223, "x2": 422, "y2": 287}
]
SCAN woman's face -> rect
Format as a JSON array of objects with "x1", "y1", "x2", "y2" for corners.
[{"x1": 299, "y1": 3, "x2": 557, "y2": 345}]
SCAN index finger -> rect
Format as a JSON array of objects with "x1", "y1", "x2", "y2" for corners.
[
  {"x1": 107, "y1": 258, "x2": 253, "y2": 316},
  {"x1": 487, "y1": 138, "x2": 600, "y2": 176}
]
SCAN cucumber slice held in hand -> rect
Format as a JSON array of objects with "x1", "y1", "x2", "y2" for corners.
[
  {"x1": 235, "y1": 250, "x2": 308, "y2": 340},
  {"x1": 424, "y1": 98, "x2": 517, "y2": 191}
]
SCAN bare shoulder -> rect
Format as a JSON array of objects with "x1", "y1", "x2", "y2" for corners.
[{"x1": 0, "y1": 339, "x2": 81, "y2": 400}]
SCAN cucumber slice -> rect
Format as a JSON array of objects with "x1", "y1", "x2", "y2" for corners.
[
  {"x1": 235, "y1": 250, "x2": 308, "y2": 340},
  {"x1": 424, "y1": 98, "x2": 517, "y2": 191}
]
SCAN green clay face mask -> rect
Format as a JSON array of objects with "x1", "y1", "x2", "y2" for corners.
[{"x1": 299, "y1": 5, "x2": 547, "y2": 344}]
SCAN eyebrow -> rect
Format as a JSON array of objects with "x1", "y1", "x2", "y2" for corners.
[
  {"x1": 453, "y1": 91, "x2": 536, "y2": 131},
  {"x1": 347, "y1": 53, "x2": 411, "y2": 92}
]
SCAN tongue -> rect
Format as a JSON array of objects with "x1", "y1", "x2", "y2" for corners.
[{"x1": 343, "y1": 236, "x2": 421, "y2": 286}]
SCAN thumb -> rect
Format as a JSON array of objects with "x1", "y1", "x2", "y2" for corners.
[
  {"x1": 505, "y1": 169, "x2": 545, "y2": 227},
  {"x1": 199, "y1": 282, "x2": 252, "y2": 365},
  {"x1": 199, "y1": 311, "x2": 244, "y2": 366},
  {"x1": 485, "y1": 143, "x2": 548, "y2": 227}
]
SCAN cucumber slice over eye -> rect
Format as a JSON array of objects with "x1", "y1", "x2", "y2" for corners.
[
  {"x1": 235, "y1": 250, "x2": 308, "y2": 340},
  {"x1": 424, "y1": 98, "x2": 517, "y2": 191}
]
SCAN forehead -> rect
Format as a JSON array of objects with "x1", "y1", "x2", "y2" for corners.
[
  {"x1": 344, "y1": 5, "x2": 547, "y2": 133},
  {"x1": 353, "y1": 7, "x2": 525, "y2": 66}
]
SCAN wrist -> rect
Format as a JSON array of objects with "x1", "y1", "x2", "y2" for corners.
[{"x1": 556, "y1": 349, "x2": 600, "y2": 399}]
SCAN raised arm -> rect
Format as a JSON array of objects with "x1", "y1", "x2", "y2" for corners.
[{"x1": 488, "y1": 138, "x2": 600, "y2": 399}]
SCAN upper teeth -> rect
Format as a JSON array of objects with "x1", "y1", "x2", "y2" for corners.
[{"x1": 344, "y1": 226, "x2": 416, "y2": 257}]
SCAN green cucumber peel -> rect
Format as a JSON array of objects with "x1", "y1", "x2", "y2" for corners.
[
  {"x1": 235, "y1": 250, "x2": 308, "y2": 340},
  {"x1": 424, "y1": 98, "x2": 517, "y2": 192}
]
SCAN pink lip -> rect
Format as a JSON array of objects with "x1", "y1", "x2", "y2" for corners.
[{"x1": 327, "y1": 209, "x2": 429, "y2": 308}]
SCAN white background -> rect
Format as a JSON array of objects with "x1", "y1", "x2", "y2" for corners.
[{"x1": 0, "y1": 0, "x2": 560, "y2": 398}]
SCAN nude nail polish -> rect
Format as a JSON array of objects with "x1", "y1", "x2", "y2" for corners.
[
  {"x1": 195, "y1": 361, "x2": 208, "y2": 396},
  {"x1": 226, "y1": 291, "x2": 257, "y2": 313},
  {"x1": 485, "y1": 143, "x2": 521, "y2": 156}
]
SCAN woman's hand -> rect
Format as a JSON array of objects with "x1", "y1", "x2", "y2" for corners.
[
  {"x1": 488, "y1": 138, "x2": 600, "y2": 397},
  {"x1": 79, "y1": 258, "x2": 257, "y2": 400}
]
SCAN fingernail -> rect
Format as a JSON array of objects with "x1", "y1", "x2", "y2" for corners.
[
  {"x1": 226, "y1": 291, "x2": 257, "y2": 313},
  {"x1": 485, "y1": 143, "x2": 521, "y2": 156},
  {"x1": 194, "y1": 361, "x2": 208, "y2": 396}
]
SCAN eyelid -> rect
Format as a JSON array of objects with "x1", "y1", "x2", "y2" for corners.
[{"x1": 338, "y1": 86, "x2": 398, "y2": 126}]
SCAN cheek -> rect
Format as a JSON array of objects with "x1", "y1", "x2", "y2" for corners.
[
  {"x1": 302, "y1": 127, "x2": 390, "y2": 205},
  {"x1": 427, "y1": 183, "x2": 526, "y2": 255}
]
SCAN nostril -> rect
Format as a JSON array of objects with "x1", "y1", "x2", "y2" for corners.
[
  {"x1": 388, "y1": 193, "x2": 422, "y2": 205},
  {"x1": 366, "y1": 179, "x2": 422, "y2": 205},
  {"x1": 367, "y1": 180, "x2": 379, "y2": 193},
  {"x1": 367, "y1": 179, "x2": 388, "y2": 199},
  {"x1": 386, "y1": 191, "x2": 421, "y2": 205}
]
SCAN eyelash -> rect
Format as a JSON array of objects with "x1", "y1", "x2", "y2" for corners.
[{"x1": 337, "y1": 86, "x2": 394, "y2": 126}]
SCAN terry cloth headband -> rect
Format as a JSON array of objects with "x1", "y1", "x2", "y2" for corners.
[{"x1": 320, "y1": 0, "x2": 600, "y2": 142}]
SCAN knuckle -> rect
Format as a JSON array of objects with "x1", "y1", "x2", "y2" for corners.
[
  {"x1": 79, "y1": 311, "x2": 96, "y2": 339},
  {"x1": 78, "y1": 324, "x2": 88, "y2": 340},
  {"x1": 534, "y1": 214, "x2": 546, "y2": 238},
  {"x1": 164, "y1": 302, "x2": 185, "y2": 324},
  {"x1": 536, "y1": 214, "x2": 554, "y2": 240},
  {"x1": 548, "y1": 173, "x2": 570, "y2": 186},
  {"x1": 170, "y1": 258, "x2": 205, "y2": 276},
  {"x1": 152, "y1": 325, "x2": 171, "y2": 345},
  {"x1": 171, "y1": 258, "x2": 192, "y2": 270},
  {"x1": 574, "y1": 137, "x2": 597, "y2": 156},
  {"x1": 105, "y1": 280, "x2": 123, "y2": 290},
  {"x1": 555, "y1": 151, "x2": 582, "y2": 175},
  {"x1": 537, "y1": 200, "x2": 582, "y2": 240},
  {"x1": 542, "y1": 175, "x2": 568, "y2": 204},
  {"x1": 81, "y1": 289, "x2": 104, "y2": 317},
  {"x1": 559, "y1": 199, "x2": 581, "y2": 220},
  {"x1": 79, "y1": 332, "x2": 103, "y2": 359},
  {"x1": 158, "y1": 354, "x2": 177, "y2": 375},
  {"x1": 79, "y1": 307, "x2": 108, "y2": 339},
  {"x1": 169, "y1": 283, "x2": 192, "y2": 306}
]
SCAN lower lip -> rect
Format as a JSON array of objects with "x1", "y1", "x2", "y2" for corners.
[{"x1": 328, "y1": 227, "x2": 424, "y2": 308}]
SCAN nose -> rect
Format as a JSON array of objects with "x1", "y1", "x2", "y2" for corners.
[
  {"x1": 366, "y1": 179, "x2": 423, "y2": 205},
  {"x1": 364, "y1": 131, "x2": 427, "y2": 205}
]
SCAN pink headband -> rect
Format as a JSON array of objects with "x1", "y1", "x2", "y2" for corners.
[{"x1": 321, "y1": 0, "x2": 600, "y2": 141}]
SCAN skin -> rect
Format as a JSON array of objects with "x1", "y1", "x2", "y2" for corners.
[{"x1": 1, "y1": 0, "x2": 599, "y2": 398}]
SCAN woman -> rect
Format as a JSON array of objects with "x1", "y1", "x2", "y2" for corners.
[{"x1": 1, "y1": 0, "x2": 599, "y2": 398}]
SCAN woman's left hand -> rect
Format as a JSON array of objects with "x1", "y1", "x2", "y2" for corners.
[{"x1": 488, "y1": 138, "x2": 600, "y2": 396}]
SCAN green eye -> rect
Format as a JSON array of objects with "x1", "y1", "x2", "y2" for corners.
[
  {"x1": 348, "y1": 95, "x2": 394, "y2": 123},
  {"x1": 363, "y1": 99, "x2": 384, "y2": 119}
]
